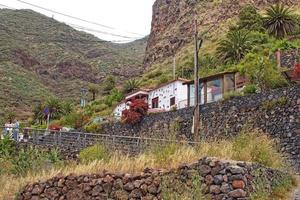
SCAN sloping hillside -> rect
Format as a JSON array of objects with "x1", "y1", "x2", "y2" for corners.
[
  {"x1": 0, "y1": 9, "x2": 147, "y2": 121},
  {"x1": 142, "y1": 0, "x2": 300, "y2": 87}
]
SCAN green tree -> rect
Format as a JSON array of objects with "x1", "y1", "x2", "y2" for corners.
[
  {"x1": 217, "y1": 30, "x2": 253, "y2": 63},
  {"x1": 238, "y1": 53, "x2": 288, "y2": 91},
  {"x1": 88, "y1": 84, "x2": 98, "y2": 101},
  {"x1": 62, "y1": 101, "x2": 73, "y2": 115},
  {"x1": 33, "y1": 103, "x2": 44, "y2": 125},
  {"x1": 103, "y1": 75, "x2": 116, "y2": 95},
  {"x1": 238, "y1": 5, "x2": 264, "y2": 32},
  {"x1": 263, "y1": 4, "x2": 298, "y2": 38},
  {"x1": 45, "y1": 97, "x2": 63, "y2": 120},
  {"x1": 123, "y1": 79, "x2": 141, "y2": 94}
]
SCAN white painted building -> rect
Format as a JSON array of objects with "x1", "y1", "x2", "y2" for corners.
[
  {"x1": 113, "y1": 78, "x2": 189, "y2": 119},
  {"x1": 148, "y1": 78, "x2": 189, "y2": 112},
  {"x1": 113, "y1": 101, "x2": 127, "y2": 120}
]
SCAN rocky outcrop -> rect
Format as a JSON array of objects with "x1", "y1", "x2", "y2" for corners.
[
  {"x1": 144, "y1": 0, "x2": 300, "y2": 68},
  {"x1": 18, "y1": 157, "x2": 292, "y2": 200}
]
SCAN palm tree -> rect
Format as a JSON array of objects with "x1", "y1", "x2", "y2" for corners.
[
  {"x1": 88, "y1": 84, "x2": 98, "y2": 101},
  {"x1": 263, "y1": 4, "x2": 298, "y2": 38},
  {"x1": 217, "y1": 30, "x2": 252, "y2": 63},
  {"x1": 123, "y1": 79, "x2": 141, "y2": 94},
  {"x1": 46, "y1": 97, "x2": 63, "y2": 120},
  {"x1": 33, "y1": 103, "x2": 45, "y2": 125}
]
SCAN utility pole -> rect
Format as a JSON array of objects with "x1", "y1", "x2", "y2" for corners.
[
  {"x1": 173, "y1": 55, "x2": 176, "y2": 79},
  {"x1": 193, "y1": 19, "x2": 203, "y2": 142}
]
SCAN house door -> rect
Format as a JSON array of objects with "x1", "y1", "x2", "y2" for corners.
[{"x1": 152, "y1": 97, "x2": 159, "y2": 108}]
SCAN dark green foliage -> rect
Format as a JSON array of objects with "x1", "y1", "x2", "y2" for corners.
[
  {"x1": 238, "y1": 5, "x2": 264, "y2": 32},
  {"x1": 238, "y1": 53, "x2": 288, "y2": 91},
  {"x1": 242, "y1": 84, "x2": 257, "y2": 95},
  {"x1": 88, "y1": 84, "x2": 99, "y2": 101},
  {"x1": 104, "y1": 89, "x2": 124, "y2": 107},
  {"x1": 123, "y1": 79, "x2": 141, "y2": 94},
  {"x1": 263, "y1": 4, "x2": 298, "y2": 38},
  {"x1": 217, "y1": 30, "x2": 253, "y2": 63},
  {"x1": 103, "y1": 75, "x2": 116, "y2": 95}
]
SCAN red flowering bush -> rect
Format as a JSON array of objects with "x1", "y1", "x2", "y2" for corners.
[
  {"x1": 122, "y1": 99, "x2": 148, "y2": 125},
  {"x1": 292, "y1": 63, "x2": 300, "y2": 80}
]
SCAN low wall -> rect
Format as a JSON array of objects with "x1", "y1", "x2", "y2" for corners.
[{"x1": 18, "y1": 157, "x2": 291, "y2": 200}]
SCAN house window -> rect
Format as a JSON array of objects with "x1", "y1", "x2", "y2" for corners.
[
  {"x1": 152, "y1": 97, "x2": 159, "y2": 108},
  {"x1": 170, "y1": 97, "x2": 175, "y2": 106}
]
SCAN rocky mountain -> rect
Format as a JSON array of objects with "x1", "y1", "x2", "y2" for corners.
[
  {"x1": 0, "y1": 9, "x2": 147, "y2": 120},
  {"x1": 144, "y1": 0, "x2": 299, "y2": 68}
]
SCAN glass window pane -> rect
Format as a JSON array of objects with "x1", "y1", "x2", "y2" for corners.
[{"x1": 207, "y1": 79, "x2": 223, "y2": 103}]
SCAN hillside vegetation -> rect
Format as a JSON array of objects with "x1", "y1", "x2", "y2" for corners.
[{"x1": 0, "y1": 9, "x2": 147, "y2": 122}]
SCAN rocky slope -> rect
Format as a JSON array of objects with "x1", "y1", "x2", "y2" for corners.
[
  {"x1": 0, "y1": 9, "x2": 147, "y2": 120},
  {"x1": 144, "y1": 0, "x2": 299, "y2": 68}
]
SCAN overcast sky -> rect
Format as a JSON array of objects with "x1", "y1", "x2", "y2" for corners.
[{"x1": 0, "y1": 0, "x2": 155, "y2": 42}]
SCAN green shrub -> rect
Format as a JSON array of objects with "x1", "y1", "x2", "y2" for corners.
[
  {"x1": 261, "y1": 97, "x2": 287, "y2": 110},
  {"x1": 85, "y1": 123, "x2": 102, "y2": 133},
  {"x1": 79, "y1": 144, "x2": 109, "y2": 163},
  {"x1": 242, "y1": 84, "x2": 257, "y2": 95},
  {"x1": 223, "y1": 91, "x2": 243, "y2": 100}
]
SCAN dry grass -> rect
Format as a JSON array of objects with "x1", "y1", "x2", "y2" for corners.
[{"x1": 0, "y1": 131, "x2": 291, "y2": 200}]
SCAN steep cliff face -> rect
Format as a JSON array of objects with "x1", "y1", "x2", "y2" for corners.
[{"x1": 144, "y1": 0, "x2": 298, "y2": 68}]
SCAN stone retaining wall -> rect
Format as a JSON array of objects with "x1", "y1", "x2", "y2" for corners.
[
  {"x1": 102, "y1": 86, "x2": 300, "y2": 171},
  {"x1": 18, "y1": 157, "x2": 291, "y2": 200}
]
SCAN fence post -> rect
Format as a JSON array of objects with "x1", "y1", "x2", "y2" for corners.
[
  {"x1": 84, "y1": 134, "x2": 87, "y2": 148},
  {"x1": 59, "y1": 132, "x2": 62, "y2": 146}
]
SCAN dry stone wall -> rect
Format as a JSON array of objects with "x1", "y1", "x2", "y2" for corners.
[
  {"x1": 102, "y1": 86, "x2": 300, "y2": 171},
  {"x1": 18, "y1": 157, "x2": 290, "y2": 200}
]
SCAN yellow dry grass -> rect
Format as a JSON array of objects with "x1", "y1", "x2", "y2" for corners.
[{"x1": 0, "y1": 131, "x2": 290, "y2": 200}]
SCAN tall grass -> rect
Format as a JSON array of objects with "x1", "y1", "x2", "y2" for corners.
[{"x1": 0, "y1": 131, "x2": 293, "y2": 200}]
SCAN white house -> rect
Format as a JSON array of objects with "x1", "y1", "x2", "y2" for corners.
[
  {"x1": 148, "y1": 78, "x2": 189, "y2": 112},
  {"x1": 113, "y1": 78, "x2": 189, "y2": 119}
]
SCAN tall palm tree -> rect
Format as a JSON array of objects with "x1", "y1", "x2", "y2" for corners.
[
  {"x1": 217, "y1": 30, "x2": 252, "y2": 63},
  {"x1": 263, "y1": 4, "x2": 298, "y2": 38},
  {"x1": 46, "y1": 97, "x2": 63, "y2": 120},
  {"x1": 33, "y1": 103, "x2": 44, "y2": 125},
  {"x1": 88, "y1": 84, "x2": 98, "y2": 101},
  {"x1": 123, "y1": 79, "x2": 141, "y2": 94}
]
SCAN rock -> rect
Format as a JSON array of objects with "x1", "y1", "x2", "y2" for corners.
[
  {"x1": 199, "y1": 165, "x2": 211, "y2": 175},
  {"x1": 205, "y1": 175, "x2": 214, "y2": 185},
  {"x1": 92, "y1": 185, "x2": 103, "y2": 196},
  {"x1": 148, "y1": 184, "x2": 158, "y2": 195},
  {"x1": 213, "y1": 175, "x2": 223, "y2": 185},
  {"x1": 227, "y1": 166, "x2": 244, "y2": 174},
  {"x1": 232, "y1": 180, "x2": 245, "y2": 189},
  {"x1": 124, "y1": 182, "x2": 135, "y2": 191},
  {"x1": 114, "y1": 190, "x2": 129, "y2": 200},
  {"x1": 129, "y1": 189, "x2": 143, "y2": 198},
  {"x1": 209, "y1": 185, "x2": 221, "y2": 194},
  {"x1": 228, "y1": 189, "x2": 247, "y2": 198},
  {"x1": 220, "y1": 183, "x2": 231, "y2": 193}
]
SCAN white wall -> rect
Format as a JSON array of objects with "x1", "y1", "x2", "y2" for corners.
[
  {"x1": 113, "y1": 102, "x2": 127, "y2": 119},
  {"x1": 148, "y1": 81, "x2": 188, "y2": 111}
]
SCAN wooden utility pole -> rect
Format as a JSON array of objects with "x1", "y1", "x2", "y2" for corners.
[
  {"x1": 193, "y1": 19, "x2": 203, "y2": 142},
  {"x1": 173, "y1": 56, "x2": 176, "y2": 79}
]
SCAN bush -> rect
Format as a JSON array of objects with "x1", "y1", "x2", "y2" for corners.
[
  {"x1": 122, "y1": 99, "x2": 148, "y2": 125},
  {"x1": 223, "y1": 91, "x2": 243, "y2": 100},
  {"x1": 242, "y1": 84, "x2": 257, "y2": 95},
  {"x1": 85, "y1": 123, "x2": 102, "y2": 133},
  {"x1": 238, "y1": 53, "x2": 288, "y2": 91},
  {"x1": 79, "y1": 144, "x2": 109, "y2": 163}
]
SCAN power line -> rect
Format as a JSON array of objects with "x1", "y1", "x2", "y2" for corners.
[
  {"x1": 0, "y1": 3, "x2": 142, "y2": 42},
  {"x1": 15, "y1": 0, "x2": 144, "y2": 37},
  {"x1": 0, "y1": 3, "x2": 15, "y2": 9}
]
